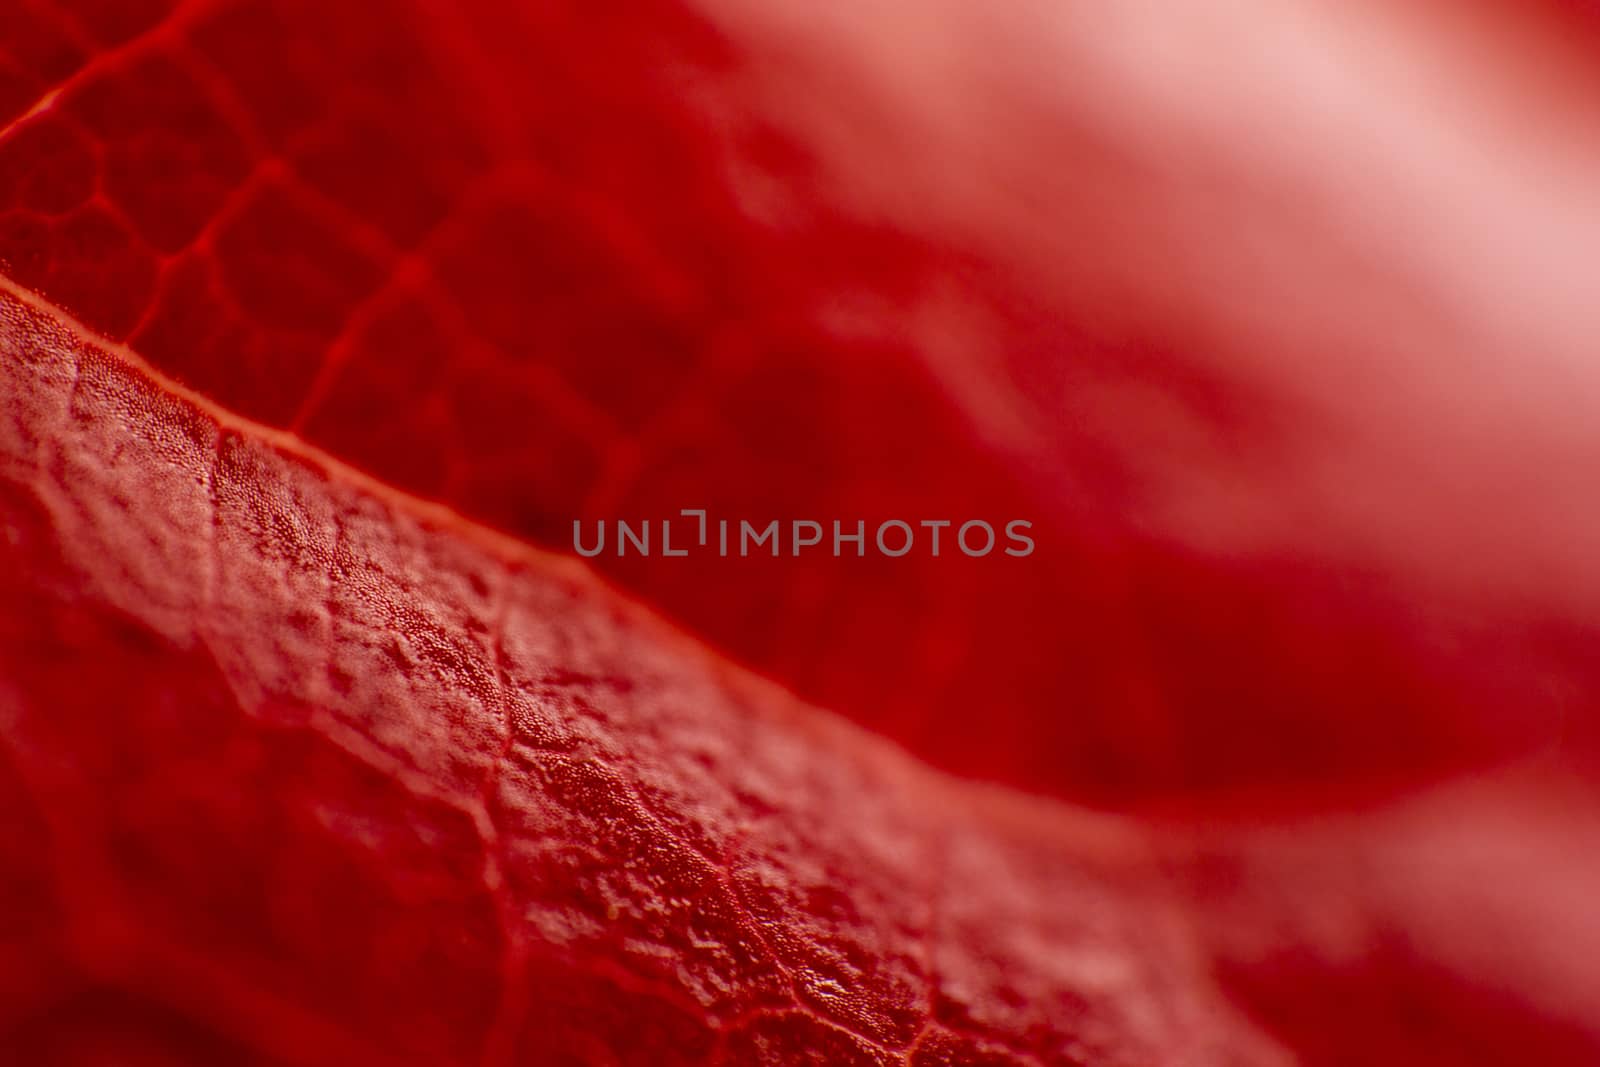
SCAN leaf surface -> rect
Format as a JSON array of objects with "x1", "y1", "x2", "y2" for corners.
[
  {"x1": 0, "y1": 287, "x2": 1297, "y2": 1065},
  {"x1": 5, "y1": 281, "x2": 1599, "y2": 1063},
  {"x1": 5, "y1": 0, "x2": 1600, "y2": 802},
  {"x1": 4, "y1": 1, "x2": 1600, "y2": 1064}
]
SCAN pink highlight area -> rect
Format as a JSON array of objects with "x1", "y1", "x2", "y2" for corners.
[{"x1": 697, "y1": 0, "x2": 1600, "y2": 611}]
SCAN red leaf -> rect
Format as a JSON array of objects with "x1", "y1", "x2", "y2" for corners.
[
  {"x1": 5, "y1": 0, "x2": 1599, "y2": 804},
  {"x1": 1, "y1": 291, "x2": 1294, "y2": 1064},
  {"x1": 4, "y1": 0, "x2": 1600, "y2": 1064},
  {"x1": 5, "y1": 289, "x2": 1599, "y2": 1062}
]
